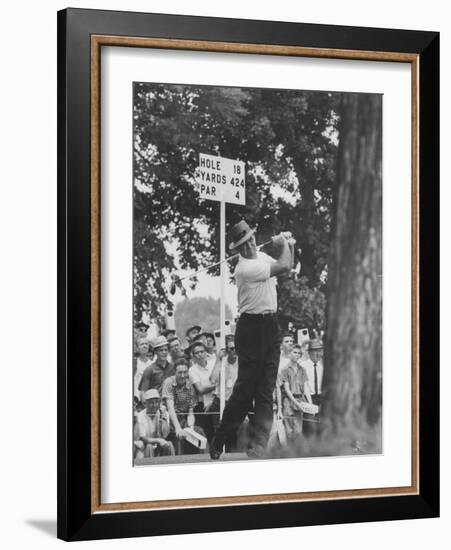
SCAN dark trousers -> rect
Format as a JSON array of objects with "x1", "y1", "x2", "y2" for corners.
[
  {"x1": 194, "y1": 402, "x2": 217, "y2": 444},
  {"x1": 215, "y1": 313, "x2": 280, "y2": 450},
  {"x1": 209, "y1": 396, "x2": 239, "y2": 451}
]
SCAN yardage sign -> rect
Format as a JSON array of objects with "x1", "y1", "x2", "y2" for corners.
[{"x1": 196, "y1": 153, "x2": 246, "y2": 205}]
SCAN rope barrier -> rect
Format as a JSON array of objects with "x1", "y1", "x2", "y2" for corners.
[{"x1": 135, "y1": 410, "x2": 321, "y2": 421}]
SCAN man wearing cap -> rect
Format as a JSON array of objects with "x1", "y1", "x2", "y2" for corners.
[
  {"x1": 183, "y1": 325, "x2": 202, "y2": 354},
  {"x1": 134, "y1": 389, "x2": 174, "y2": 459},
  {"x1": 210, "y1": 220, "x2": 293, "y2": 459},
  {"x1": 138, "y1": 335, "x2": 175, "y2": 398}
]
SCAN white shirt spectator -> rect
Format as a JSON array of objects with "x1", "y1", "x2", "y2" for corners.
[
  {"x1": 234, "y1": 251, "x2": 277, "y2": 314},
  {"x1": 189, "y1": 356, "x2": 216, "y2": 408}
]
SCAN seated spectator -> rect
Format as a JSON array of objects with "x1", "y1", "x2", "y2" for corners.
[
  {"x1": 188, "y1": 341, "x2": 221, "y2": 443},
  {"x1": 280, "y1": 345, "x2": 313, "y2": 443},
  {"x1": 134, "y1": 389, "x2": 174, "y2": 459},
  {"x1": 162, "y1": 358, "x2": 206, "y2": 454},
  {"x1": 138, "y1": 336, "x2": 175, "y2": 398},
  {"x1": 133, "y1": 337, "x2": 152, "y2": 411}
]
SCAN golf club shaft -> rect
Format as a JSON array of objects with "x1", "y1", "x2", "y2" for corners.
[{"x1": 173, "y1": 238, "x2": 274, "y2": 285}]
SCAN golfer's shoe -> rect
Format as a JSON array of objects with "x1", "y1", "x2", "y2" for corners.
[{"x1": 209, "y1": 435, "x2": 224, "y2": 460}]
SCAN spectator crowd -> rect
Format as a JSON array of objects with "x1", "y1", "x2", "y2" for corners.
[{"x1": 133, "y1": 322, "x2": 324, "y2": 462}]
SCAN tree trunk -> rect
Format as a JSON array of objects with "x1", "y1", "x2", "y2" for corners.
[{"x1": 322, "y1": 94, "x2": 383, "y2": 433}]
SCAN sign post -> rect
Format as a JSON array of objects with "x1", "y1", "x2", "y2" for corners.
[{"x1": 196, "y1": 153, "x2": 246, "y2": 418}]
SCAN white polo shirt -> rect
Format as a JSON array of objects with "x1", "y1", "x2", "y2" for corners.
[{"x1": 234, "y1": 251, "x2": 277, "y2": 314}]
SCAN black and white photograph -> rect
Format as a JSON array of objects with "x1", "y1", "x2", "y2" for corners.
[
  {"x1": 132, "y1": 82, "x2": 382, "y2": 466},
  {"x1": 0, "y1": 0, "x2": 444, "y2": 545}
]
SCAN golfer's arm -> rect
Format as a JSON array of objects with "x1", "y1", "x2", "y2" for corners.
[
  {"x1": 193, "y1": 380, "x2": 216, "y2": 394},
  {"x1": 166, "y1": 398, "x2": 182, "y2": 432},
  {"x1": 269, "y1": 239, "x2": 291, "y2": 277}
]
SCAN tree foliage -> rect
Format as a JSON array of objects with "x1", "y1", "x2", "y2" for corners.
[{"x1": 133, "y1": 82, "x2": 342, "y2": 332}]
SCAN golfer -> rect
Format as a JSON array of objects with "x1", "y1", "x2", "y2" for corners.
[{"x1": 210, "y1": 220, "x2": 293, "y2": 459}]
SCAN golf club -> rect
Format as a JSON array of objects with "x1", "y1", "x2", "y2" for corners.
[{"x1": 169, "y1": 232, "x2": 296, "y2": 295}]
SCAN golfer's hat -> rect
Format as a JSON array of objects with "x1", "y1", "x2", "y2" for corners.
[{"x1": 229, "y1": 220, "x2": 255, "y2": 250}]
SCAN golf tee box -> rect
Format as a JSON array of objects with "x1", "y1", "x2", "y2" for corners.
[{"x1": 184, "y1": 428, "x2": 207, "y2": 450}]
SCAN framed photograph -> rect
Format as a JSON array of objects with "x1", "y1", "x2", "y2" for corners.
[{"x1": 57, "y1": 8, "x2": 439, "y2": 541}]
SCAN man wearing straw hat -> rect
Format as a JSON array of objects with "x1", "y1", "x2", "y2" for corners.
[{"x1": 210, "y1": 220, "x2": 293, "y2": 459}]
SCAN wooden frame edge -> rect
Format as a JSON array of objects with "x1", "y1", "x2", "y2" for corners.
[
  {"x1": 91, "y1": 35, "x2": 101, "y2": 513},
  {"x1": 90, "y1": 34, "x2": 420, "y2": 515},
  {"x1": 91, "y1": 34, "x2": 418, "y2": 62},
  {"x1": 411, "y1": 55, "x2": 420, "y2": 498}
]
